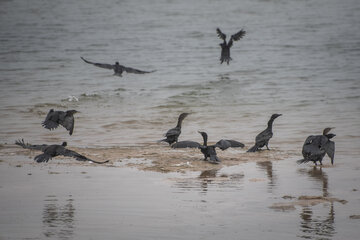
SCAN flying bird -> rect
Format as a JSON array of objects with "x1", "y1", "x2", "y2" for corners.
[
  {"x1": 216, "y1": 28, "x2": 246, "y2": 64},
  {"x1": 172, "y1": 131, "x2": 245, "y2": 164},
  {"x1": 81, "y1": 57, "x2": 155, "y2": 77},
  {"x1": 16, "y1": 139, "x2": 109, "y2": 164},
  {"x1": 42, "y1": 109, "x2": 78, "y2": 135},
  {"x1": 297, "y1": 128, "x2": 335, "y2": 165},
  {"x1": 247, "y1": 114, "x2": 282, "y2": 152},
  {"x1": 159, "y1": 113, "x2": 190, "y2": 145}
]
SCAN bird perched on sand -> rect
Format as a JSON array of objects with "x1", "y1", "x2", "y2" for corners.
[
  {"x1": 297, "y1": 128, "x2": 335, "y2": 165},
  {"x1": 247, "y1": 114, "x2": 282, "y2": 152},
  {"x1": 42, "y1": 109, "x2": 78, "y2": 135},
  {"x1": 172, "y1": 131, "x2": 244, "y2": 164},
  {"x1": 81, "y1": 57, "x2": 155, "y2": 77},
  {"x1": 15, "y1": 139, "x2": 109, "y2": 164},
  {"x1": 216, "y1": 28, "x2": 246, "y2": 65},
  {"x1": 159, "y1": 113, "x2": 190, "y2": 145}
]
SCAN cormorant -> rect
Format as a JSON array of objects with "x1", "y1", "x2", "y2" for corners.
[
  {"x1": 172, "y1": 131, "x2": 245, "y2": 164},
  {"x1": 247, "y1": 114, "x2": 282, "y2": 152},
  {"x1": 15, "y1": 139, "x2": 109, "y2": 164},
  {"x1": 216, "y1": 28, "x2": 246, "y2": 65},
  {"x1": 159, "y1": 113, "x2": 190, "y2": 145},
  {"x1": 297, "y1": 128, "x2": 335, "y2": 165},
  {"x1": 81, "y1": 57, "x2": 155, "y2": 77},
  {"x1": 42, "y1": 109, "x2": 78, "y2": 135}
]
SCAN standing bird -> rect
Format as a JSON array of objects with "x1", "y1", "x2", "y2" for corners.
[
  {"x1": 297, "y1": 128, "x2": 335, "y2": 165},
  {"x1": 172, "y1": 131, "x2": 245, "y2": 164},
  {"x1": 159, "y1": 113, "x2": 190, "y2": 145},
  {"x1": 216, "y1": 28, "x2": 246, "y2": 65},
  {"x1": 16, "y1": 139, "x2": 109, "y2": 164},
  {"x1": 42, "y1": 109, "x2": 78, "y2": 135},
  {"x1": 247, "y1": 114, "x2": 282, "y2": 152},
  {"x1": 81, "y1": 57, "x2": 155, "y2": 77}
]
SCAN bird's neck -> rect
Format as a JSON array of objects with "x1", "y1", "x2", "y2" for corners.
[
  {"x1": 176, "y1": 119, "x2": 183, "y2": 128},
  {"x1": 202, "y1": 135, "x2": 208, "y2": 146},
  {"x1": 267, "y1": 118, "x2": 275, "y2": 129}
]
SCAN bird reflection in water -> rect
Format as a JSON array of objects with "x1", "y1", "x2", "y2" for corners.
[
  {"x1": 42, "y1": 195, "x2": 75, "y2": 239},
  {"x1": 256, "y1": 161, "x2": 276, "y2": 191},
  {"x1": 199, "y1": 169, "x2": 218, "y2": 193},
  {"x1": 297, "y1": 167, "x2": 336, "y2": 239}
]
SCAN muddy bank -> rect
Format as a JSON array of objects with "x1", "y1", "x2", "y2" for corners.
[{"x1": 0, "y1": 143, "x2": 299, "y2": 173}]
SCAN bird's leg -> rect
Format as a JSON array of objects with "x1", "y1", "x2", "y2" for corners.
[{"x1": 266, "y1": 144, "x2": 270, "y2": 150}]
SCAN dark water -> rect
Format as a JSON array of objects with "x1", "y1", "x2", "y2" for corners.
[{"x1": 0, "y1": 0, "x2": 360, "y2": 239}]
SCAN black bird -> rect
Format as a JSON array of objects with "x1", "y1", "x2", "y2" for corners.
[
  {"x1": 42, "y1": 109, "x2": 78, "y2": 135},
  {"x1": 81, "y1": 57, "x2": 155, "y2": 77},
  {"x1": 297, "y1": 128, "x2": 335, "y2": 165},
  {"x1": 16, "y1": 139, "x2": 109, "y2": 164},
  {"x1": 172, "y1": 131, "x2": 245, "y2": 164},
  {"x1": 247, "y1": 114, "x2": 282, "y2": 152},
  {"x1": 216, "y1": 28, "x2": 246, "y2": 65},
  {"x1": 159, "y1": 113, "x2": 190, "y2": 145}
]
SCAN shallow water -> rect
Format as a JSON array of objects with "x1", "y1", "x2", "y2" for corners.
[
  {"x1": 1, "y1": 155, "x2": 359, "y2": 240},
  {"x1": 0, "y1": 0, "x2": 360, "y2": 239}
]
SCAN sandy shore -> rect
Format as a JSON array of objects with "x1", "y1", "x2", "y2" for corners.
[{"x1": 0, "y1": 142, "x2": 300, "y2": 173}]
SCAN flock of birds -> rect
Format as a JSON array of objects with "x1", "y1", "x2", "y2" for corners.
[{"x1": 15, "y1": 28, "x2": 336, "y2": 166}]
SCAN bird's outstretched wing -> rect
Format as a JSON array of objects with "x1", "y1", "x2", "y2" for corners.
[
  {"x1": 58, "y1": 148, "x2": 109, "y2": 164},
  {"x1": 123, "y1": 66, "x2": 155, "y2": 74},
  {"x1": 216, "y1": 28, "x2": 226, "y2": 41},
  {"x1": 323, "y1": 141, "x2": 335, "y2": 165},
  {"x1": 228, "y1": 29, "x2": 246, "y2": 48},
  {"x1": 42, "y1": 110, "x2": 59, "y2": 130},
  {"x1": 15, "y1": 139, "x2": 48, "y2": 151},
  {"x1": 172, "y1": 141, "x2": 201, "y2": 149},
  {"x1": 60, "y1": 115, "x2": 74, "y2": 135},
  {"x1": 231, "y1": 29, "x2": 246, "y2": 41},
  {"x1": 215, "y1": 139, "x2": 245, "y2": 150},
  {"x1": 81, "y1": 57, "x2": 114, "y2": 70}
]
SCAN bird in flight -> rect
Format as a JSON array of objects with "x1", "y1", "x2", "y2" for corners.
[
  {"x1": 216, "y1": 28, "x2": 246, "y2": 65},
  {"x1": 81, "y1": 57, "x2": 155, "y2": 77},
  {"x1": 42, "y1": 109, "x2": 78, "y2": 135},
  {"x1": 16, "y1": 139, "x2": 109, "y2": 164}
]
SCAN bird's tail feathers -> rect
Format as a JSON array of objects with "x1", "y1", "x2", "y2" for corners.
[
  {"x1": 247, "y1": 145, "x2": 258, "y2": 152},
  {"x1": 296, "y1": 159, "x2": 308, "y2": 164}
]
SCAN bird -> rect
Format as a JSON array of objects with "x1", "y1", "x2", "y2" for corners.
[
  {"x1": 81, "y1": 57, "x2": 155, "y2": 77},
  {"x1": 247, "y1": 114, "x2": 282, "y2": 152},
  {"x1": 15, "y1": 139, "x2": 109, "y2": 164},
  {"x1": 216, "y1": 28, "x2": 246, "y2": 65},
  {"x1": 42, "y1": 109, "x2": 78, "y2": 135},
  {"x1": 172, "y1": 131, "x2": 245, "y2": 164},
  {"x1": 297, "y1": 128, "x2": 335, "y2": 165},
  {"x1": 159, "y1": 113, "x2": 190, "y2": 145}
]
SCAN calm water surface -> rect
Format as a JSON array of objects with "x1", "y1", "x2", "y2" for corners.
[{"x1": 0, "y1": 0, "x2": 359, "y2": 239}]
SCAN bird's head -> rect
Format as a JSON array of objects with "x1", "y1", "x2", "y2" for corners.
[
  {"x1": 198, "y1": 131, "x2": 208, "y2": 140},
  {"x1": 115, "y1": 62, "x2": 119, "y2": 65},
  {"x1": 271, "y1": 113, "x2": 282, "y2": 119},
  {"x1": 323, "y1": 127, "x2": 334, "y2": 135},
  {"x1": 67, "y1": 110, "x2": 79, "y2": 115},
  {"x1": 49, "y1": 109, "x2": 54, "y2": 113},
  {"x1": 61, "y1": 142, "x2": 67, "y2": 147}
]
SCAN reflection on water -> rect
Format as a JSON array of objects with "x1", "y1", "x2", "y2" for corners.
[
  {"x1": 298, "y1": 167, "x2": 329, "y2": 197},
  {"x1": 299, "y1": 204, "x2": 336, "y2": 240},
  {"x1": 256, "y1": 161, "x2": 276, "y2": 191},
  {"x1": 43, "y1": 195, "x2": 75, "y2": 239},
  {"x1": 172, "y1": 169, "x2": 244, "y2": 195},
  {"x1": 297, "y1": 167, "x2": 335, "y2": 239},
  {"x1": 199, "y1": 169, "x2": 218, "y2": 193}
]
